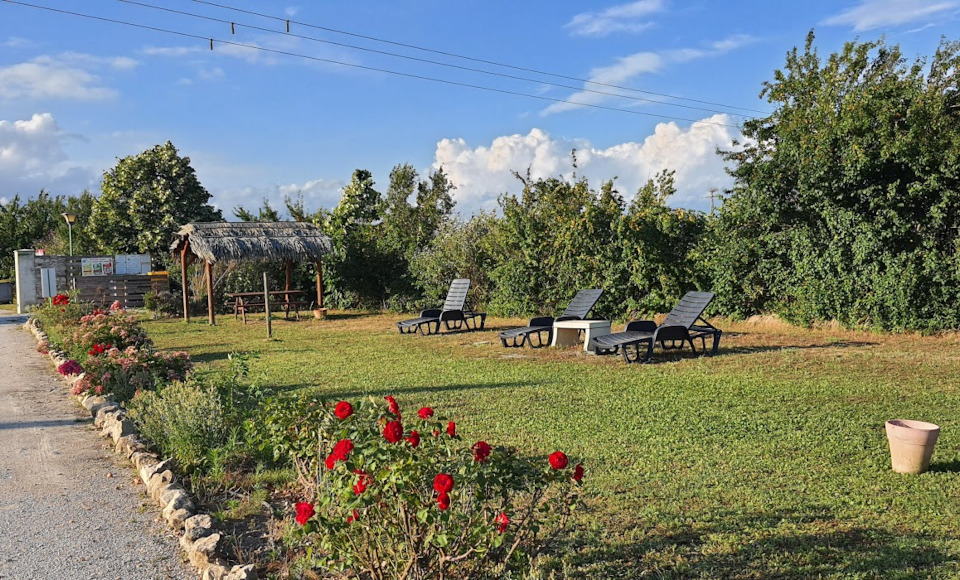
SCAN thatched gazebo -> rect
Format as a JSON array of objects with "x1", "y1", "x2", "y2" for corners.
[{"x1": 170, "y1": 221, "x2": 333, "y2": 324}]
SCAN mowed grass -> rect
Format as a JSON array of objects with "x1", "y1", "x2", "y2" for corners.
[{"x1": 143, "y1": 312, "x2": 960, "y2": 578}]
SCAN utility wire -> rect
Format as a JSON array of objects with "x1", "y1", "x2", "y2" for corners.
[
  {"x1": 192, "y1": 0, "x2": 769, "y2": 115},
  {"x1": 1, "y1": 0, "x2": 741, "y2": 127},
  {"x1": 121, "y1": 0, "x2": 746, "y2": 118}
]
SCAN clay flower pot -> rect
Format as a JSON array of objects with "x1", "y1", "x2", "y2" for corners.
[{"x1": 885, "y1": 419, "x2": 940, "y2": 474}]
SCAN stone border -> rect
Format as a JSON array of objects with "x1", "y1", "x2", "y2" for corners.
[{"x1": 24, "y1": 318, "x2": 256, "y2": 580}]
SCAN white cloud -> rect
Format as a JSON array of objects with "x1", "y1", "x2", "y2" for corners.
[
  {"x1": 433, "y1": 118, "x2": 739, "y2": 214},
  {"x1": 822, "y1": 0, "x2": 959, "y2": 31},
  {"x1": 0, "y1": 57, "x2": 116, "y2": 101},
  {"x1": 285, "y1": 6, "x2": 299, "y2": 17},
  {"x1": 542, "y1": 34, "x2": 757, "y2": 116},
  {"x1": 210, "y1": 178, "x2": 346, "y2": 216},
  {"x1": 565, "y1": 0, "x2": 664, "y2": 37},
  {"x1": 2, "y1": 37, "x2": 34, "y2": 49},
  {"x1": 0, "y1": 113, "x2": 98, "y2": 197}
]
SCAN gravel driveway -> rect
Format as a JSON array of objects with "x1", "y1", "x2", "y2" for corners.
[{"x1": 0, "y1": 311, "x2": 193, "y2": 580}]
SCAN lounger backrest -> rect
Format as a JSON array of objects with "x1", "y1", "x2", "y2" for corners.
[
  {"x1": 558, "y1": 289, "x2": 603, "y2": 320},
  {"x1": 660, "y1": 291, "x2": 714, "y2": 329},
  {"x1": 441, "y1": 279, "x2": 471, "y2": 312}
]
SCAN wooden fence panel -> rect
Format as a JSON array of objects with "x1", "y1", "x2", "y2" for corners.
[{"x1": 73, "y1": 274, "x2": 169, "y2": 308}]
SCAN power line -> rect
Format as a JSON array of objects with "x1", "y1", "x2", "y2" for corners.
[
  {"x1": 120, "y1": 0, "x2": 749, "y2": 118},
  {"x1": 1, "y1": 0, "x2": 741, "y2": 127},
  {"x1": 192, "y1": 0, "x2": 769, "y2": 115}
]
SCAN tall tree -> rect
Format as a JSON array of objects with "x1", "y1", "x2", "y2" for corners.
[
  {"x1": 708, "y1": 33, "x2": 960, "y2": 330},
  {"x1": 89, "y1": 141, "x2": 222, "y2": 263}
]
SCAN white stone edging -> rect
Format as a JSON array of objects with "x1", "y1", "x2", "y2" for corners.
[{"x1": 24, "y1": 318, "x2": 256, "y2": 580}]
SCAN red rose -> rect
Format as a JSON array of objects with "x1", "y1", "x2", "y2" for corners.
[
  {"x1": 332, "y1": 438, "x2": 354, "y2": 460},
  {"x1": 472, "y1": 441, "x2": 491, "y2": 463},
  {"x1": 353, "y1": 472, "x2": 369, "y2": 495},
  {"x1": 385, "y1": 395, "x2": 401, "y2": 417},
  {"x1": 549, "y1": 451, "x2": 568, "y2": 470},
  {"x1": 335, "y1": 401, "x2": 353, "y2": 420},
  {"x1": 383, "y1": 420, "x2": 403, "y2": 443},
  {"x1": 346, "y1": 509, "x2": 360, "y2": 524},
  {"x1": 433, "y1": 473, "x2": 454, "y2": 494},
  {"x1": 437, "y1": 492, "x2": 450, "y2": 511},
  {"x1": 495, "y1": 512, "x2": 510, "y2": 533},
  {"x1": 418, "y1": 407, "x2": 434, "y2": 419},
  {"x1": 432, "y1": 430, "x2": 440, "y2": 437},
  {"x1": 572, "y1": 464, "x2": 584, "y2": 482},
  {"x1": 405, "y1": 430, "x2": 420, "y2": 447},
  {"x1": 295, "y1": 502, "x2": 315, "y2": 526},
  {"x1": 446, "y1": 421, "x2": 456, "y2": 437},
  {"x1": 325, "y1": 454, "x2": 337, "y2": 470}
]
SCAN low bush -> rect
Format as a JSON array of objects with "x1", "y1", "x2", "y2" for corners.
[
  {"x1": 67, "y1": 305, "x2": 152, "y2": 360},
  {"x1": 30, "y1": 292, "x2": 95, "y2": 330},
  {"x1": 127, "y1": 378, "x2": 227, "y2": 472},
  {"x1": 286, "y1": 396, "x2": 583, "y2": 579},
  {"x1": 71, "y1": 346, "x2": 191, "y2": 402}
]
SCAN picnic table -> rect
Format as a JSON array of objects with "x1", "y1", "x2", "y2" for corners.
[{"x1": 226, "y1": 290, "x2": 309, "y2": 323}]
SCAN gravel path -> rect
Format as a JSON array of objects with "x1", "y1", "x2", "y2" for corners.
[{"x1": 0, "y1": 311, "x2": 194, "y2": 580}]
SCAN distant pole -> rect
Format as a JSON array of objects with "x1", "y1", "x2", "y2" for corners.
[
  {"x1": 61, "y1": 213, "x2": 76, "y2": 255},
  {"x1": 707, "y1": 188, "x2": 719, "y2": 214},
  {"x1": 263, "y1": 271, "x2": 272, "y2": 338}
]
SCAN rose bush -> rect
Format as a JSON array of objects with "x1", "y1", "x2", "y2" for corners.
[
  {"x1": 285, "y1": 395, "x2": 583, "y2": 579},
  {"x1": 30, "y1": 291, "x2": 95, "y2": 330},
  {"x1": 71, "y1": 346, "x2": 192, "y2": 402},
  {"x1": 68, "y1": 309, "x2": 152, "y2": 361}
]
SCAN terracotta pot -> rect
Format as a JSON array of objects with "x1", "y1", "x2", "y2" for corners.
[
  {"x1": 312, "y1": 308, "x2": 328, "y2": 320},
  {"x1": 885, "y1": 419, "x2": 940, "y2": 474}
]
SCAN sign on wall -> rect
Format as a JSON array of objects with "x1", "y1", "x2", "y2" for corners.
[
  {"x1": 115, "y1": 254, "x2": 152, "y2": 275},
  {"x1": 81, "y1": 257, "x2": 114, "y2": 276}
]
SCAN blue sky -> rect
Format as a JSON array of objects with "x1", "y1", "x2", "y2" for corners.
[{"x1": 1, "y1": 0, "x2": 957, "y2": 216}]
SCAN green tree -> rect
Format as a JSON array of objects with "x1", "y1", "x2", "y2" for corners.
[
  {"x1": 89, "y1": 141, "x2": 222, "y2": 264},
  {"x1": 707, "y1": 33, "x2": 960, "y2": 330},
  {"x1": 620, "y1": 171, "x2": 707, "y2": 315}
]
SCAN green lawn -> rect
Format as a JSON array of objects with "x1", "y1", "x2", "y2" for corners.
[{"x1": 143, "y1": 312, "x2": 960, "y2": 578}]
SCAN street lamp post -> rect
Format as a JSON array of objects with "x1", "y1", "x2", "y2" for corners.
[{"x1": 61, "y1": 213, "x2": 76, "y2": 256}]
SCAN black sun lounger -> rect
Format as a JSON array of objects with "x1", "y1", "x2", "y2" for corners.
[
  {"x1": 590, "y1": 291, "x2": 721, "y2": 363},
  {"x1": 397, "y1": 278, "x2": 486, "y2": 335},
  {"x1": 499, "y1": 289, "x2": 603, "y2": 348}
]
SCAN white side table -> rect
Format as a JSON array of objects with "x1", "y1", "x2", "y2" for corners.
[{"x1": 551, "y1": 319, "x2": 612, "y2": 353}]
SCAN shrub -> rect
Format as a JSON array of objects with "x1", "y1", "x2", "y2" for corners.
[
  {"x1": 127, "y1": 378, "x2": 227, "y2": 472},
  {"x1": 30, "y1": 291, "x2": 95, "y2": 330},
  {"x1": 71, "y1": 346, "x2": 191, "y2": 402},
  {"x1": 287, "y1": 396, "x2": 583, "y2": 578},
  {"x1": 68, "y1": 308, "x2": 152, "y2": 360}
]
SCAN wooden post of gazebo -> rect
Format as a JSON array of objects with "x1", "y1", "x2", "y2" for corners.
[
  {"x1": 205, "y1": 260, "x2": 215, "y2": 325},
  {"x1": 315, "y1": 259, "x2": 324, "y2": 309},
  {"x1": 180, "y1": 242, "x2": 193, "y2": 322}
]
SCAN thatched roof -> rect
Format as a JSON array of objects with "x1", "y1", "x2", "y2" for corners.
[{"x1": 170, "y1": 222, "x2": 333, "y2": 264}]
